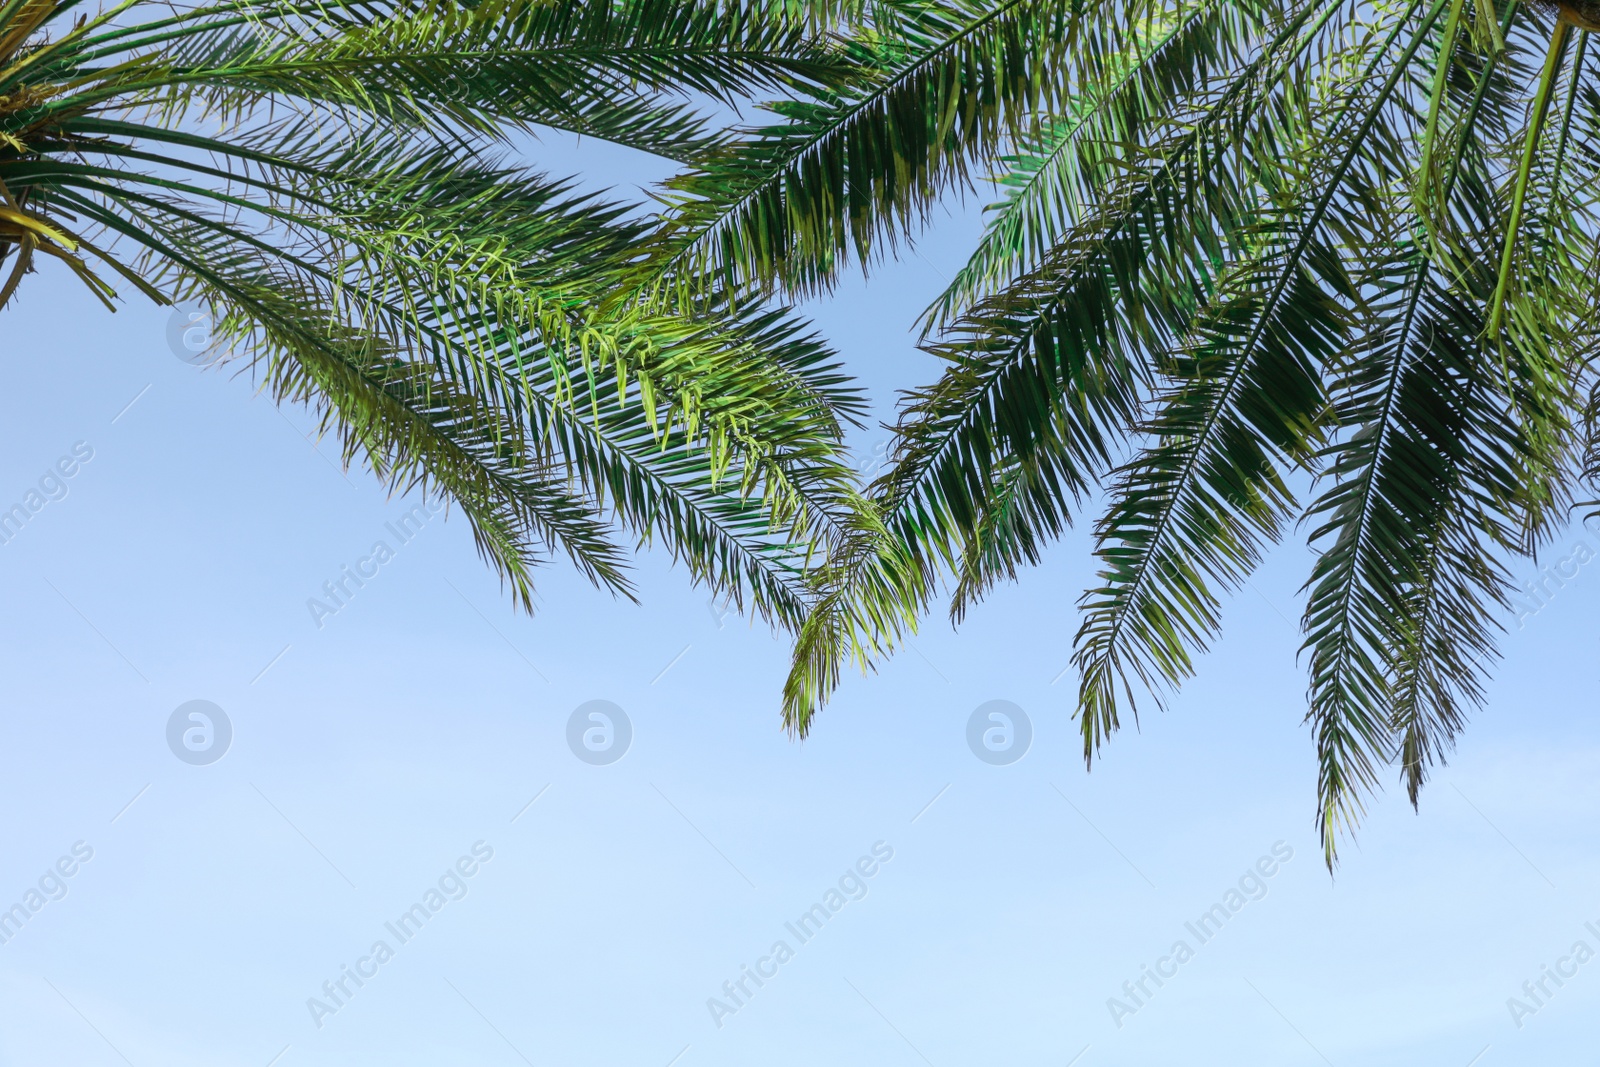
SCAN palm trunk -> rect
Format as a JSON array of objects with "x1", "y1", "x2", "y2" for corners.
[{"x1": 1558, "y1": 0, "x2": 1600, "y2": 30}]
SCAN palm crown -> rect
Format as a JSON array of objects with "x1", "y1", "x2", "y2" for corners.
[
  {"x1": 0, "y1": 0, "x2": 891, "y2": 641},
  {"x1": 653, "y1": 0, "x2": 1600, "y2": 865},
  {"x1": 8, "y1": 0, "x2": 1598, "y2": 866}
]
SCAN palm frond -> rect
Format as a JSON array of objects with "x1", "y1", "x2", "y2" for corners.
[{"x1": 648, "y1": 0, "x2": 1081, "y2": 297}]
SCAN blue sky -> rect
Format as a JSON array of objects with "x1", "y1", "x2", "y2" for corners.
[{"x1": 1, "y1": 125, "x2": 1598, "y2": 1067}]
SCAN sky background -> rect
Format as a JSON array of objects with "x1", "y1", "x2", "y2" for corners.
[{"x1": 2, "y1": 118, "x2": 1599, "y2": 1067}]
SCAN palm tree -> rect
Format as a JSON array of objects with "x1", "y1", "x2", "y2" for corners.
[
  {"x1": 659, "y1": 0, "x2": 1600, "y2": 863},
  {"x1": 0, "y1": 0, "x2": 881, "y2": 636}
]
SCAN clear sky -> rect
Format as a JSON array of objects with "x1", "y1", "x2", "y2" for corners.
[{"x1": 1, "y1": 124, "x2": 1597, "y2": 1067}]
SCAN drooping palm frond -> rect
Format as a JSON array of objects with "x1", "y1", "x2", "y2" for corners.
[
  {"x1": 779, "y1": 0, "x2": 1349, "y2": 733},
  {"x1": 750, "y1": 0, "x2": 1600, "y2": 864},
  {"x1": 2, "y1": 0, "x2": 881, "y2": 626},
  {"x1": 1075, "y1": 0, "x2": 1436, "y2": 766}
]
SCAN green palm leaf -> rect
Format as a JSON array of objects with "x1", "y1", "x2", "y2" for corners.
[{"x1": 3, "y1": 0, "x2": 876, "y2": 637}]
